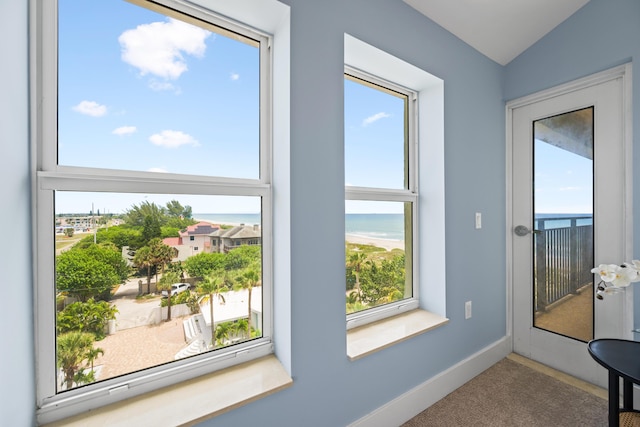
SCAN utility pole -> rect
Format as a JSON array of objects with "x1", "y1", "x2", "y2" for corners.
[{"x1": 92, "y1": 202, "x2": 97, "y2": 244}]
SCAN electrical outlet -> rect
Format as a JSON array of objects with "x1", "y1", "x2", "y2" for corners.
[
  {"x1": 465, "y1": 301, "x2": 472, "y2": 319},
  {"x1": 475, "y1": 212, "x2": 482, "y2": 229}
]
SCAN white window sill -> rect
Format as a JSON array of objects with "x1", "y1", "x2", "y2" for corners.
[
  {"x1": 347, "y1": 309, "x2": 449, "y2": 361},
  {"x1": 43, "y1": 355, "x2": 292, "y2": 427}
]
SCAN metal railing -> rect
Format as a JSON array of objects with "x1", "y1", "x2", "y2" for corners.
[{"x1": 534, "y1": 216, "x2": 593, "y2": 311}]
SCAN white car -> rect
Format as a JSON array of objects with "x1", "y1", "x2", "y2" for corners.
[{"x1": 161, "y1": 282, "x2": 191, "y2": 297}]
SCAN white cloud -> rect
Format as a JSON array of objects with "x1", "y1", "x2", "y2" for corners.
[
  {"x1": 230, "y1": 72, "x2": 240, "y2": 81},
  {"x1": 148, "y1": 167, "x2": 168, "y2": 173},
  {"x1": 112, "y1": 126, "x2": 137, "y2": 136},
  {"x1": 149, "y1": 130, "x2": 199, "y2": 148},
  {"x1": 558, "y1": 186, "x2": 583, "y2": 191},
  {"x1": 148, "y1": 79, "x2": 179, "y2": 92},
  {"x1": 119, "y1": 18, "x2": 211, "y2": 81},
  {"x1": 72, "y1": 101, "x2": 107, "y2": 117},
  {"x1": 362, "y1": 112, "x2": 390, "y2": 127}
]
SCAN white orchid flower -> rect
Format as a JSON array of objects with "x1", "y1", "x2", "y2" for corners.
[
  {"x1": 591, "y1": 264, "x2": 622, "y2": 283},
  {"x1": 623, "y1": 260, "x2": 640, "y2": 283},
  {"x1": 591, "y1": 263, "x2": 638, "y2": 287},
  {"x1": 593, "y1": 261, "x2": 640, "y2": 299}
]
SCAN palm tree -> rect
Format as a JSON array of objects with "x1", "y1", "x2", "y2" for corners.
[
  {"x1": 57, "y1": 331, "x2": 97, "y2": 390},
  {"x1": 347, "y1": 251, "x2": 367, "y2": 300},
  {"x1": 158, "y1": 271, "x2": 181, "y2": 321},
  {"x1": 197, "y1": 272, "x2": 229, "y2": 347},
  {"x1": 148, "y1": 238, "x2": 174, "y2": 285},
  {"x1": 234, "y1": 268, "x2": 261, "y2": 334},
  {"x1": 133, "y1": 246, "x2": 153, "y2": 294},
  {"x1": 215, "y1": 321, "x2": 231, "y2": 347},
  {"x1": 85, "y1": 346, "x2": 105, "y2": 372},
  {"x1": 232, "y1": 318, "x2": 249, "y2": 340}
]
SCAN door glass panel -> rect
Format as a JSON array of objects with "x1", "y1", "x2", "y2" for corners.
[{"x1": 532, "y1": 107, "x2": 594, "y2": 342}]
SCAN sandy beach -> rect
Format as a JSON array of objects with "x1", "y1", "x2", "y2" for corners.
[{"x1": 345, "y1": 233, "x2": 404, "y2": 251}]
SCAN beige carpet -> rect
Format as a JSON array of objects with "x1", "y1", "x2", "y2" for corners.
[{"x1": 402, "y1": 356, "x2": 608, "y2": 427}]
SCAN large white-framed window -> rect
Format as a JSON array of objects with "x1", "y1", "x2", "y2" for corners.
[
  {"x1": 345, "y1": 68, "x2": 419, "y2": 328},
  {"x1": 33, "y1": 0, "x2": 276, "y2": 422}
]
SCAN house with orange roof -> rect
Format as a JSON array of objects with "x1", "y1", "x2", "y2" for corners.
[{"x1": 162, "y1": 221, "x2": 220, "y2": 261}]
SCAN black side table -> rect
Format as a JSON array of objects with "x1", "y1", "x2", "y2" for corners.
[{"x1": 588, "y1": 339, "x2": 640, "y2": 426}]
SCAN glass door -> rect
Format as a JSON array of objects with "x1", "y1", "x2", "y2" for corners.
[{"x1": 510, "y1": 66, "x2": 630, "y2": 387}]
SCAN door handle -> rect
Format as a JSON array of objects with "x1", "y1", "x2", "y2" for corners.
[{"x1": 514, "y1": 225, "x2": 541, "y2": 236}]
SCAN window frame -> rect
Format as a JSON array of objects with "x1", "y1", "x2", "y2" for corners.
[
  {"x1": 32, "y1": 0, "x2": 275, "y2": 423},
  {"x1": 344, "y1": 66, "x2": 420, "y2": 329}
]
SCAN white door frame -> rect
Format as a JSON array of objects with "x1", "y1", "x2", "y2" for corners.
[{"x1": 506, "y1": 63, "x2": 634, "y2": 374}]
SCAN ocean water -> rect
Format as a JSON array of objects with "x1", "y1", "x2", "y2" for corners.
[
  {"x1": 534, "y1": 213, "x2": 592, "y2": 230},
  {"x1": 345, "y1": 214, "x2": 404, "y2": 241},
  {"x1": 194, "y1": 213, "x2": 261, "y2": 226},
  {"x1": 194, "y1": 213, "x2": 405, "y2": 241}
]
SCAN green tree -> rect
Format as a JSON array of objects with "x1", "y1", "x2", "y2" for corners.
[
  {"x1": 347, "y1": 251, "x2": 367, "y2": 300},
  {"x1": 197, "y1": 273, "x2": 229, "y2": 347},
  {"x1": 224, "y1": 245, "x2": 261, "y2": 271},
  {"x1": 94, "y1": 226, "x2": 142, "y2": 250},
  {"x1": 57, "y1": 331, "x2": 102, "y2": 390},
  {"x1": 83, "y1": 243, "x2": 130, "y2": 283},
  {"x1": 234, "y1": 268, "x2": 261, "y2": 334},
  {"x1": 215, "y1": 321, "x2": 231, "y2": 347},
  {"x1": 231, "y1": 318, "x2": 249, "y2": 340},
  {"x1": 85, "y1": 347, "x2": 104, "y2": 371},
  {"x1": 158, "y1": 271, "x2": 180, "y2": 321},
  {"x1": 148, "y1": 238, "x2": 174, "y2": 285},
  {"x1": 184, "y1": 252, "x2": 226, "y2": 278},
  {"x1": 141, "y1": 215, "x2": 162, "y2": 244},
  {"x1": 57, "y1": 298, "x2": 118, "y2": 340},
  {"x1": 56, "y1": 250, "x2": 119, "y2": 302},
  {"x1": 165, "y1": 200, "x2": 193, "y2": 219},
  {"x1": 133, "y1": 246, "x2": 154, "y2": 294},
  {"x1": 124, "y1": 201, "x2": 166, "y2": 228},
  {"x1": 360, "y1": 254, "x2": 405, "y2": 307}
]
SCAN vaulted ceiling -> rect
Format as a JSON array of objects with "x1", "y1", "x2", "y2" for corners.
[{"x1": 403, "y1": 0, "x2": 591, "y2": 65}]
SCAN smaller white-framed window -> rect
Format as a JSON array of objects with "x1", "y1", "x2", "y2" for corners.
[
  {"x1": 344, "y1": 68, "x2": 419, "y2": 328},
  {"x1": 344, "y1": 34, "x2": 447, "y2": 336}
]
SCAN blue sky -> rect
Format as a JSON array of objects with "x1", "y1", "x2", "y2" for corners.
[
  {"x1": 56, "y1": 1, "x2": 408, "y2": 215},
  {"x1": 56, "y1": 1, "x2": 591, "y2": 217},
  {"x1": 534, "y1": 139, "x2": 593, "y2": 214}
]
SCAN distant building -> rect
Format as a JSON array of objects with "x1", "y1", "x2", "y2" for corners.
[
  {"x1": 162, "y1": 222, "x2": 262, "y2": 260},
  {"x1": 209, "y1": 224, "x2": 261, "y2": 253},
  {"x1": 162, "y1": 221, "x2": 220, "y2": 261}
]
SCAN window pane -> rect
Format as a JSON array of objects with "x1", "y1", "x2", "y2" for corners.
[
  {"x1": 54, "y1": 192, "x2": 262, "y2": 392},
  {"x1": 532, "y1": 107, "x2": 594, "y2": 342},
  {"x1": 58, "y1": 0, "x2": 260, "y2": 179},
  {"x1": 344, "y1": 76, "x2": 407, "y2": 189},
  {"x1": 345, "y1": 201, "x2": 412, "y2": 314}
]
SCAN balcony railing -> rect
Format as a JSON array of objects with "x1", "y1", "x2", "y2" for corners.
[{"x1": 534, "y1": 216, "x2": 593, "y2": 312}]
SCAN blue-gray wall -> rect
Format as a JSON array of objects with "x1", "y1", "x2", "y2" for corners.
[
  {"x1": 0, "y1": 0, "x2": 34, "y2": 426},
  {"x1": 6, "y1": 0, "x2": 636, "y2": 426}
]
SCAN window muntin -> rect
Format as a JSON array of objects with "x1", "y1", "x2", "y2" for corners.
[
  {"x1": 344, "y1": 71, "x2": 418, "y2": 325},
  {"x1": 34, "y1": 0, "x2": 272, "y2": 419}
]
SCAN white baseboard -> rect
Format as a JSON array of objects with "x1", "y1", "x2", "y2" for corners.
[{"x1": 348, "y1": 336, "x2": 511, "y2": 427}]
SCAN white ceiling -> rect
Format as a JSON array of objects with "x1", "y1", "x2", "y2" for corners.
[{"x1": 403, "y1": 0, "x2": 590, "y2": 65}]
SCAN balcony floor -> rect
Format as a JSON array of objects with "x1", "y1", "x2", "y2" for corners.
[{"x1": 534, "y1": 284, "x2": 593, "y2": 342}]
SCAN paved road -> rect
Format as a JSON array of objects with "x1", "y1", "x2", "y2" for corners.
[{"x1": 112, "y1": 278, "x2": 160, "y2": 330}]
